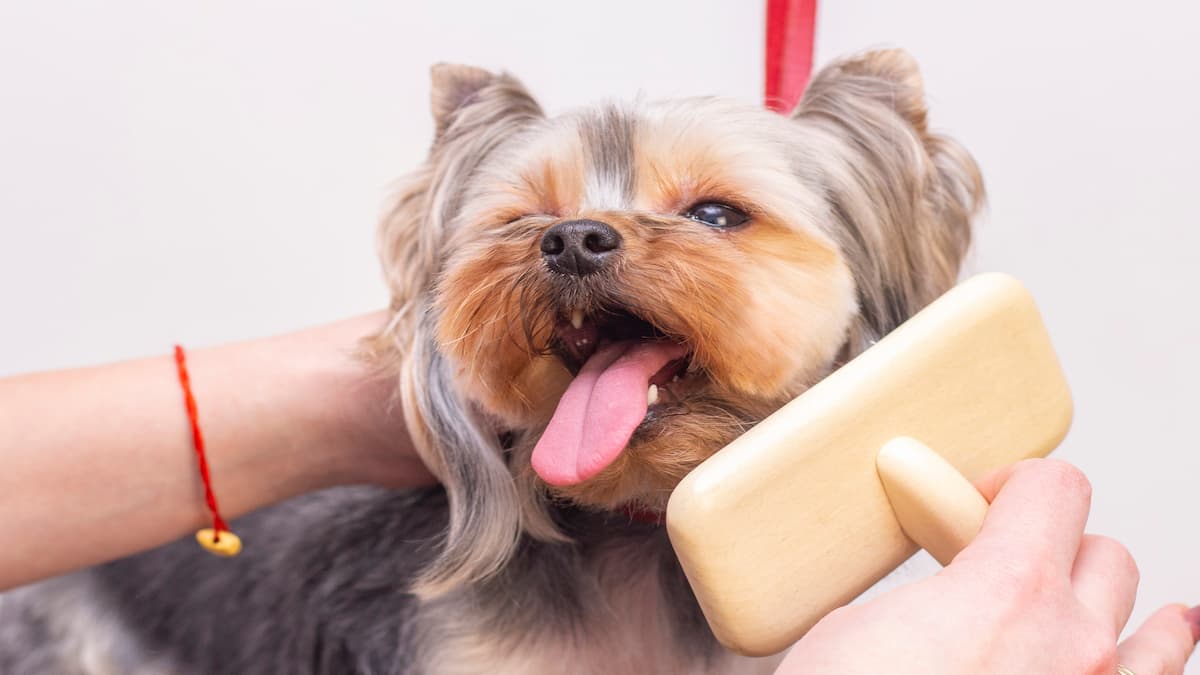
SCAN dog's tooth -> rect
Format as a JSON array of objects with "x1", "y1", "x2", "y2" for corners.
[
  {"x1": 647, "y1": 384, "x2": 659, "y2": 406},
  {"x1": 672, "y1": 374, "x2": 680, "y2": 383},
  {"x1": 570, "y1": 308, "x2": 584, "y2": 330}
]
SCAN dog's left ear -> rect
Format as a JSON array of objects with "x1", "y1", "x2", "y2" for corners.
[{"x1": 793, "y1": 49, "x2": 985, "y2": 351}]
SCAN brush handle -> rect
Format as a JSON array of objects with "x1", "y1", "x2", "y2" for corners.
[{"x1": 876, "y1": 437, "x2": 990, "y2": 566}]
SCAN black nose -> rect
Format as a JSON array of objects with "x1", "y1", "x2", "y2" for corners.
[{"x1": 540, "y1": 219, "x2": 622, "y2": 277}]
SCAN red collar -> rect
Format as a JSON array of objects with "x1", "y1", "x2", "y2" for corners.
[{"x1": 620, "y1": 505, "x2": 665, "y2": 526}]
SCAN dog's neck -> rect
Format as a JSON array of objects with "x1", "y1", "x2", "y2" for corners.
[{"x1": 548, "y1": 502, "x2": 667, "y2": 540}]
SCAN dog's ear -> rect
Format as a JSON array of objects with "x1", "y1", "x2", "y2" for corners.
[
  {"x1": 793, "y1": 49, "x2": 985, "y2": 352},
  {"x1": 367, "y1": 66, "x2": 545, "y2": 599},
  {"x1": 430, "y1": 64, "x2": 500, "y2": 137},
  {"x1": 800, "y1": 49, "x2": 931, "y2": 135},
  {"x1": 371, "y1": 64, "x2": 542, "y2": 366},
  {"x1": 377, "y1": 65, "x2": 543, "y2": 336}
]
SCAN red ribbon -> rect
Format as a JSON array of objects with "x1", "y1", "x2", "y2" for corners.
[{"x1": 765, "y1": 0, "x2": 818, "y2": 114}]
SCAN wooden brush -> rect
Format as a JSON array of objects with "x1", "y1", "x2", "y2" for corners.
[{"x1": 666, "y1": 273, "x2": 1073, "y2": 656}]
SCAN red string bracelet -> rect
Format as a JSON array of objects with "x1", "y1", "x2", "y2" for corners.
[{"x1": 173, "y1": 345, "x2": 242, "y2": 557}]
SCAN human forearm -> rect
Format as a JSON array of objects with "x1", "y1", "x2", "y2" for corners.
[{"x1": 0, "y1": 312, "x2": 430, "y2": 589}]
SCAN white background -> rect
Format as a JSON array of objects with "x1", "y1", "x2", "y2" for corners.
[{"x1": 1, "y1": 0, "x2": 1197, "y2": 665}]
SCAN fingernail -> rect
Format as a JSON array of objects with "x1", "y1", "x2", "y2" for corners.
[{"x1": 1186, "y1": 605, "x2": 1200, "y2": 643}]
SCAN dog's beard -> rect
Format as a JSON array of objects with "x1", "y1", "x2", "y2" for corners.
[{"x1": 455, "y1": 261, "x2": 846, "y2": 512}]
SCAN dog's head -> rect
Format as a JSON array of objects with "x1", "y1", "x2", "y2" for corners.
[{"x1": 373, "y1": 49, "x2": 983, "y2": 595}]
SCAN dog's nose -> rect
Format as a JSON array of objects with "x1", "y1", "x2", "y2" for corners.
[{"x1": 540, "y1": 219, "x2": 622, "y2": 277}]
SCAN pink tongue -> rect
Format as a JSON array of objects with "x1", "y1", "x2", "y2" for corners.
[{"x1": 532, "y1": 341, "x2": 686, "y2": 486}]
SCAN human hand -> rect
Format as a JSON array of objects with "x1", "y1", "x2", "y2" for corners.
[{"x1": 777, "y1": 459, "x2": 1198, "y2": 674}]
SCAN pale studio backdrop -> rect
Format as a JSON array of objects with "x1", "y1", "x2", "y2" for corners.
[{"x1": 1, "y1": 0, "x2": 1197, "y2": 664}]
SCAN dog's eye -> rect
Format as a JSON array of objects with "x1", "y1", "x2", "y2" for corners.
[{"x1": 684, "y1": 203, "x2": 749, "y2": 228}]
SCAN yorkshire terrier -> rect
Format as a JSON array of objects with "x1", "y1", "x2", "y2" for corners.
[{"x1": 0, "y1": 49, "x2": 982, "y2": 674}]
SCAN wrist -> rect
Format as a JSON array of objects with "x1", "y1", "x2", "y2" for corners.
[
  {"x1": 276, "y1": 312, "x2": 432, "y2": 490},
  {"x1": 190, "y1": 312, "x2": 433, "y2": 522}
]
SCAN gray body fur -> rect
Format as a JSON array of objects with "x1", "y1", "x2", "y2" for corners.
[{"x1": 0, "y1": 487, "x2": 761, "y2": 675}]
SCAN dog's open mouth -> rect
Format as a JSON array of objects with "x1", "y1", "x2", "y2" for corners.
[
  {"x1": 551, "y1": 306, "x2": 709, "y2": 404},
  {"x1": 532, "y1": 307, "x2": 705, "y2": 487}
]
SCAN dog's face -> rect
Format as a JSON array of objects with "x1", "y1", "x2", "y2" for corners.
[
  {"x1": 435, "y1": 98, "x2": 858, "y2": 509},
  {"x1": 375, "y1": 49, "x2": 982, "y2": 592}
]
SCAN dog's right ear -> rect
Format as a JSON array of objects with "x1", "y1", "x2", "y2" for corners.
[
  {"x1": 430, "y1": 64, "x2": 503, "y2": 137},
  {"x1": 429, "y1": 62, "x2": 545, "y2": 149},
  {"x1": 374, "y1": 65, "x2": 543, "y2": 349}
]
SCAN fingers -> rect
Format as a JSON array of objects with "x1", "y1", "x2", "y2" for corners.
[
  {"x1": 1117, "y1": 604, "x2": 1199, "y2": 675},
  {"x1": 1071, "y1": 535, "x2": 1139, "y2": 636},
  {"x1": 969, "y1": 459, "x2": 1092, "y2": 573},
  {"x1": 972, "y1": 461, "x2": 1021, "y2": 502}
]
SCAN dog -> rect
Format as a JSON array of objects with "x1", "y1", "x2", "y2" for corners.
[{"x1": 0, "y1": 48, "x2": 983, "y2": 674}]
